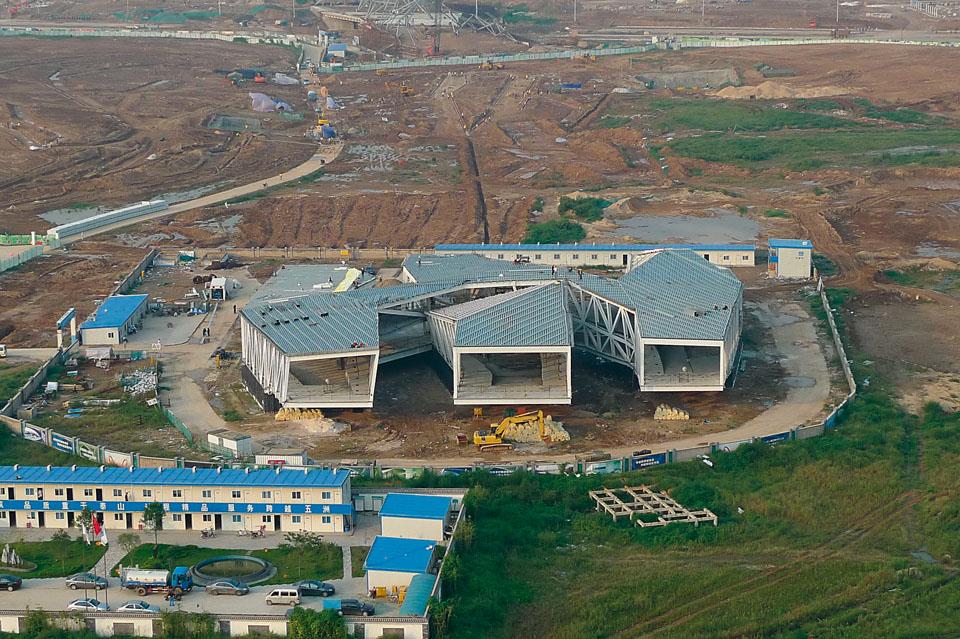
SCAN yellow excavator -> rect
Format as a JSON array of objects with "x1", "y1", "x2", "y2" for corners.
[{"x1": 473, "y1": 410, "x2": 545, "y2": 451}]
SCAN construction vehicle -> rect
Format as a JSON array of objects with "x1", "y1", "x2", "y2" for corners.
[
  {"x1": 479, "y1": 61, "x2": 505, "y2": 70},
  {"x1": 121, "y1": 567, "x2": 193, "y2": 598},
  {"x1": 474, "y1": 410, "x2": 545, "y2": 451},
  {"x1": 808, "y1": 18, "x2": 818, "y2": 28},
  {"x1": 399, "y1": 81, "x2": 415, "y2": 97}
]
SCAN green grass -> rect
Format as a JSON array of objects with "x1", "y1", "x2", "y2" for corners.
[
  {"x1": 813, "y1": 253, "x2": 838, "y2": 277},
  {"x1": 794, "y1": 98, "x2": 844, "y2": 112},
  {"x1": 117, "y1": 543, "x2": 342, "y2": 584},
  {"x1": 0, "y1": 424, "x2": 89, "y2": 467},
  {"x1": 668, "y1": 128, "x2": 960, "y2": 169},
  {"x1": 523, "y1": 219, "x2": 586, "y2": 244},
  {"x1": 7, "y1": 536, "x2": 107, "y2": 578},
  {"x1": 501, "y1": 4, "x2": 556, "y2": 24},
  {"x1": 881, "y1": 268, "x2": 960, "y2": 294},
  {"x1": 34, "y1": 397, "x2": 189, "y2": 458},
  {"x1": 764, "y1": 208, "x2": 790, "y2": 218},
  {"x1": 557, "y1": 196, "x2": 611, "y2": 222},
  {"x1": 649, "y1": 98, "x2": 856, "y2": 133},
  {"x1": 596, "y1": 115, "x2": 631, "y2": 129},
  {"x1": 351, "y1": 546, "x2": 370, "y2": 577},
  {"x1": 0, "y1": 363, "x2": 34, "y2": 407}
]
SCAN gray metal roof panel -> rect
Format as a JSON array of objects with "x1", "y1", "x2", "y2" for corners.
[{"x1": 454, "y1": 284, "x2": 571, "y2": 347}]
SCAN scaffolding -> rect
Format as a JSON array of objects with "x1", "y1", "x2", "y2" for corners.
[{"x1": 589, "y1": 486, "x2": 718, "y2": 528}]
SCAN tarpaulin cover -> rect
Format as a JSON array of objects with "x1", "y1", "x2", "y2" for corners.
[
  {"x1": 274, "y1": 73, "x2": 299, "y2": 85},
  {"x1": 325, "y1": 96, "x2": 340, "y2": 110},
  {"x1": 249, "y1": 93, "x2": 293, "y2": 113}
]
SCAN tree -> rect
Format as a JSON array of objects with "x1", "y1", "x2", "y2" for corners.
[
  {"x1": 74, "y1": 506, "x2": 93, "y2": 538},
  {"x1": 288, "y1": 607, "x2": 348, "y2": 639},
  {"x1": 281, "y1": 531, "x2": 327, "y2": 579},
  {"x1": 142, "y1": 502, "x2": 166, "y2": 556},
  {"x1": 50, "y1": 529, "x2": 71, "y2": 574},
  {"x1": 428, "y1": 597, "x2": 454, "y2": 639}
]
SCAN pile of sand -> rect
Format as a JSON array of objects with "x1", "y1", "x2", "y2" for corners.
[{"x1": 714, "y1": 80, "x2": 853, "y2": 100}]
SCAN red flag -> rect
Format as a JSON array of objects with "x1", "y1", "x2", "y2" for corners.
[{"x1": 92, "y1": 516, "x2": 107, "y2": 545}]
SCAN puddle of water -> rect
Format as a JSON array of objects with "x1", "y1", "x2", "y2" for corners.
[
  {"x1": 614, "y1": 213, "x2": 759, "y2": 244},
  {"x1": 155, "y1": 182, "x2": 231, "y2": 204},
  {"x1": 40, "y1": 205, "x2": 109, "y2": 225},
  {"x1": 916, "y1": 243, "x2": 960, "y2": 259}
]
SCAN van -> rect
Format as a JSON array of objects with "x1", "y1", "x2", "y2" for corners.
[{"x1": 265, "y1": 588, "x2": 300, "y2": 606}]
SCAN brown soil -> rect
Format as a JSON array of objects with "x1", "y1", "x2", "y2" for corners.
[
  {"x1": 0, "y1": 37, "x2": 311, "y2": 233},
  {"x1": 0, "y1": 242, "x2": 147, "y2": 346}
]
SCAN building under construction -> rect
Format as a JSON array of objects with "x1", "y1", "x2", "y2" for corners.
[{"x1": 239, "y1": 250, "x2": 743, "y2": 410}]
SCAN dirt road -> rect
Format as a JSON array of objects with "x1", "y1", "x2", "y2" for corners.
[{"x1": 61, "y1": 143, "x2": 344, "y2": 244}]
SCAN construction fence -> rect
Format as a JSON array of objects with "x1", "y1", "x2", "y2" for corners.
[{"x1": 0, "y1": 244, "x2": 43, "y2": 275}]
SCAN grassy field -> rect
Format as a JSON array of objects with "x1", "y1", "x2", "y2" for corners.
[
  {"x1": 34, "y1": 398, "x2": 191, "y2": 458},
  {"x1": 0, "y1": 425, "x2": 90, "y2": 467},
  {"x1": 351, "y1": 546, "x2": 370, "y2": 578},
  {"x1": 117, "y1": 542, "x2": 342, "y2": 584},
  {"x1": 668, "y1": 127, "x2": 960, "y2": 170},
  {"x1": 5, "y1": 536, "x2": 107, "y2": 578},
  {"x1": 354, "y1": 288, "x2": 960, "y2": 638},
  {"x1": 881, "y1": 268, "x2": 960, "y2": 295},
  {"x1": 523, "y1": 219, "x2": 586, "y2": 244},
  {"x1": 0, "y1": 363, "x2": 35, "y2": 407},
  {"x1": 649, "y1": 98, "x2": 856, "y2": 133}
]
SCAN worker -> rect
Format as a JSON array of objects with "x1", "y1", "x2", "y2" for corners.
[{"x1": 578, "y1": 268, "x2": 583, "y2": 280}]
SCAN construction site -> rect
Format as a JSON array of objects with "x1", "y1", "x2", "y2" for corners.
[{"x1": 0, "y1": 0, "x2": 957, "y2": 467}]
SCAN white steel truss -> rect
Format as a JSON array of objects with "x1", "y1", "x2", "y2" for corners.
[{"x1": 566, "y1": 284, "x2": 638, "y2": 369}]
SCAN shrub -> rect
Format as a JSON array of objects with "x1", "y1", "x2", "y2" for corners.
[
  {"x1": 557, "y1": 196, "x2": 612, "y2": 222},
  {"x1": 523, "y1": 219, "x2": 586, "y2": 244}
]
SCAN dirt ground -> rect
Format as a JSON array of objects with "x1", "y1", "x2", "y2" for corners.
[
  {"x1": 0, "y1": 37, "x2": 311, "y2": 233},
  {"x1": 0, "y1": 241, "x2": 148, "y2": 347}
]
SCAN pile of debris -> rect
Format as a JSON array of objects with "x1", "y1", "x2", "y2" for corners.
[
  {"x1": 275, "y1": 407, "x2": 324, "y2": 421},
  {"x1": 654, "y1": 404, "x2": 689, "y2": 421},
  {"x1": 502, "y1": 415, "x2": 571, "y2": 443},
  {"x1": 121, "y1": 368, "x2": 158, "y2": 395}
]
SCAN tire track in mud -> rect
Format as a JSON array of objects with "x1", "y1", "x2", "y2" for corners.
[{"x1": 463, "y1": 137, "x2": 490, "y2": 243}]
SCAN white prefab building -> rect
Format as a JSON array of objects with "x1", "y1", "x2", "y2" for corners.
[
  {"x1": 434, "y1": 242, "x2": 756, "y2": 269},
  {"x1": 365, "y1": 536, "x2": 436, "y2": 592},
  {"x1": 768, "y1": 238, "x2": 813, "y2": 279},
  {"x1": 379, "y1": 493, "x2": 452, "y2": 541},
  {"x1": 79, "y1": 294, "x2": 149, "y2": 346}
]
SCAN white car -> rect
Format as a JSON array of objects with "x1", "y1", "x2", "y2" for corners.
[
  {"x1": 67, "y1": 598, "x2": 109, "y2": 612},
  {"x1": 117, "y1": 600, "x2": 160, "y2": 614}
]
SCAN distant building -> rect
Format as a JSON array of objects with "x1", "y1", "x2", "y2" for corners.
[
  {"x1": 79, "y1": 294, "x2": 148, "y2": 345},
  {"x1": 434, "y1": 242, "x2": 756, "y2": 269},
  {"x1": 768, "y1": 239, "x2": 813, "y2": 279}
]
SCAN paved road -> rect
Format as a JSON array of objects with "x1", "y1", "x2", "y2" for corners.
[{"x1": 60, "y1": 143, "x2": 343, "y2": 244}]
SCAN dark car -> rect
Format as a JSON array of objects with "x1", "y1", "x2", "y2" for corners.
[
  {"x1": 206, "y1": 579, "x2": 250, "y2": 596},
  {"x1": 0, "y1": 575, "x2": 22, "y2": 592},
  {"x1": 65, "y1": 573, "x2": 108, "y2": 590},
  {"x1": 295, "y1": 580, "x2": 335, "y2": 597},
  {"x1": 338, "y1": 598, "x2": 374, "y2": 617}
]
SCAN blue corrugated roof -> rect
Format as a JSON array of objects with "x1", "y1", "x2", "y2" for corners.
[
  {"x1": 0, "y1": 465, "x2": 349, "y2": 487},
  {"x1": 435, "y1": 243, "x2": 755, "y2": 252},
  {"x1": 768, "y1": 238, "x2": 812, "y2": 249},
  {"x1": 328, "y1": 43, "x2": 348, "y2": 51},
  {"x1": 398, "y1": 573, "x2": 436, "y2": 616},
  {"x1": 366, "y1": 536, "x2": 435, "y2": 573},
  {"x1": 80, "y1": 295, "x2": 148, "y2": 330},
  {"x1": 380, "y1": 493, "x2": 451, "y2": 520}
]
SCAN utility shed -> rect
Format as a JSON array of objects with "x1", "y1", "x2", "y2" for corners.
[
  {"x1": 398, "y1": 573, "x2": 436, "y2": 616},
  {"x1": 380, "y1": 493, "x2": 452, "y2": 541},
  {"x1": 79, "y1": 294, "x2": 148, "y2": 345},
  {"x1": 768, "y1": 239, "x2": 813, "y2": 279},
  {"x1": 206, "y1": 429, "x2": 253, "y2": 458},
  {"x1": 365, "y1": 536, "x2": 436, "y2": 592}
]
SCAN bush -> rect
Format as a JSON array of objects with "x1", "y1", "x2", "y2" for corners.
[
  {"x1": 523, "y1": 219, "x2": 586, "y2": 244},
  {"x1": 558, "y1": 196, "x2": 611, "y2": 222}
]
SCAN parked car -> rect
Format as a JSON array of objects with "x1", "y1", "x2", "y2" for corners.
[
  {"x1": 116, "y1": 600, "x2": 161, "y2": 614},
  {"x1": 338, "y1": 599, "x2": 374, "y2": 617},
  {"x1": 206, "y1": 579, "x2": 249, "y2": 596},
  {"x1": 0, "y1": 575, "x2": 22, "y2": 591},
  {"x1": 265, "y1": 587, "x2": 300, "y2": 606},
  {"x1": 65, "y1": 573, "x2": 108, "y2": 590},
  {"x1": 294, "y1": 580, "x2": 335, "y2": 597},
  {"x1": 67, "y1": 598, "x2": 109, "y2": 612}
]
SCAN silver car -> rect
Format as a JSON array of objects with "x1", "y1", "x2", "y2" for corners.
[
  {"x1": 67, "y1": 598, "x2": 109, "y2": 612},
  {"x1": 117, "y1": 600, "x2": 161, "y2": 614},
  {"x1": 65, "y1": 573, "x2": 108, "y2": 590}
]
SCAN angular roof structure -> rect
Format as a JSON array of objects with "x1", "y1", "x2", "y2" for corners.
[
  {"x1": 380, "y1": 493, "x2": 452, "y2": 520},
  {"x1": 366, "y1": 536, "x2": 436, "y2": 573}
]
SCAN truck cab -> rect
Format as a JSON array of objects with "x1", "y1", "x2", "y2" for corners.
[{"x1": 170, "y1": 567, "x2": 193, "y2": 593}]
